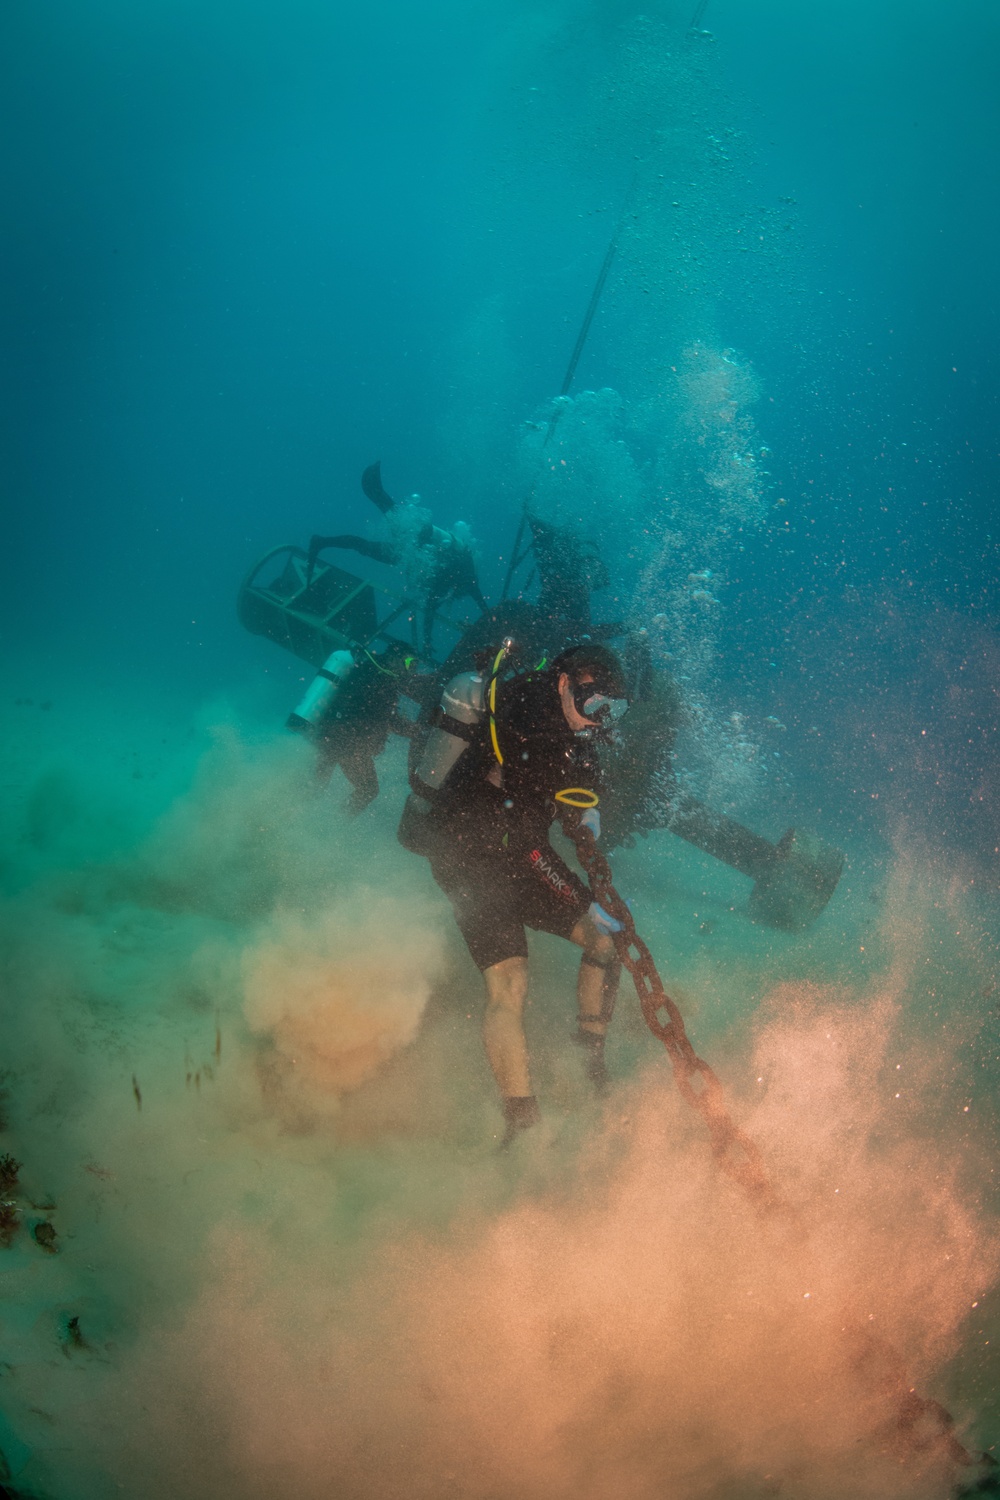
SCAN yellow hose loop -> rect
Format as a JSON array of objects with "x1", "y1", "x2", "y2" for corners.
[
  {"x1": 555, "y1": 787, "x2": 600, "y2": 809},
  {"x1": 489, "y1": 644, "x2": 508, "y2": 765}
]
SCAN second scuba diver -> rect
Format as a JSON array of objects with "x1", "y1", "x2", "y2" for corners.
[
  {"x1": 398, "y1": 641, "x2": 630, "y2": 1143},
  {"x1": 307, "y1": 461, "x2": 487, "y2": 656},
  {"x1": 288, "y1": 639, "x2": 423, "y2": 814}
]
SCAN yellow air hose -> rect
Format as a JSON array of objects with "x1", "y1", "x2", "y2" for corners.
[
  {"x1": 489, "y1": 643, "x2": 599, "y2": 811},
  {"x1": 488, "y1": 642, "x2": 510, "y2": 764}
]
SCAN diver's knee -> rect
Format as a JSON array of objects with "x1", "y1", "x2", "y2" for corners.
[
  {"x1": 483, "y1": 957, "x2": 528, "y2": 1012},
  {"x1": 583, "y1": 930, "x2": 616, "y2": 967}
]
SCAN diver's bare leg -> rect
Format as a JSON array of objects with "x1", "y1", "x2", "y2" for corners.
[
  {"x1": 482, "y1": 957, "x2": 531, "y2": 1098},
  {"x1": 568, "y1": 915, "x2": 617, "y2": 1094},
  {"x1": 340, "y1": 750, "x2": 379, "y2": 815},
  {"x1": 314, "y1": 744, "x2": 336, "y2": 787},
  {"x1": 568, "y1": 916, "x2": 616, "y2": 1036}
]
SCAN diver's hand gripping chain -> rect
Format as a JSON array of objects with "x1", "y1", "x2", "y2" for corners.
[{"x1": 571, "y1": 826, "x2": 992, "y2": 1482}]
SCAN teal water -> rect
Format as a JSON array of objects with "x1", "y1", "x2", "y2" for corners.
[{"x1": 1, "y1": 3, "x2": 998, "y2": 1496}]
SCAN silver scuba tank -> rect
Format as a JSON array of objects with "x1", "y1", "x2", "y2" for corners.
[
  {"x1": 287, "y1": 649, "x2": 356, "y2": 733},
  {"x1": 398, "y1": 670, "x2": 486, "y2": 855},
  {"x1": 414, "y1": 670, "x2": 485, "y2": 791}
]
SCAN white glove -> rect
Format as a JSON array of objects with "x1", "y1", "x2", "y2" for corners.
[
  {"x1": 588, "y1": 901, "x2": 623, "y2": 936},
  {"x1": 579, "y1": 807, "x2": 601, "y2": 840}
]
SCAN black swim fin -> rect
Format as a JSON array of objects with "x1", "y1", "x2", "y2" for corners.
[{"x1": 361, "y1": 460, "x2": 396, "y2": 515}]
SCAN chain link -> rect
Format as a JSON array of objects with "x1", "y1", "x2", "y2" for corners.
[
  {"x1": 575, "y1": 826, "x2": 780, "y2": 1210},
  {"x1": 572, "y1": 825, "x2": 991, "y2": 1478}
]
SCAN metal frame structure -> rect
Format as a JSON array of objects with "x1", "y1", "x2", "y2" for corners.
[{"x1": 237, "y1": 544, "x2": 466, "y2": 667}]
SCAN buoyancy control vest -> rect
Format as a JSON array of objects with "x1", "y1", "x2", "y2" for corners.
[
  {"x1": 288, "y1": 644, "x2": 424, "y2": 758},
  {"x1": 397, "y1": 642, "x2": 601, "y2": 856}
]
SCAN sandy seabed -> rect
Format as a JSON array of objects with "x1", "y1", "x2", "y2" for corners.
[{"x1": 1, "y1": 674, "x2": 998, "y2": 1500}]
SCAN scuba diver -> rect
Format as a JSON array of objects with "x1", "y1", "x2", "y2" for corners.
[
  {"x1": 307, "y1": 461, "x2": 488, "y2": 656},
  {"x1": 398, "y1": 640, "x2": 630, "y2": 1143},
  {"x1": 491, "y1": 511, "x2": 679, "y2": 849},
  {"x1": 287, "y1": 639, "x2": 424, "y2": 815}
]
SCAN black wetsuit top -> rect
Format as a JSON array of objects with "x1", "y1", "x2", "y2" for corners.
[
  {"x1": 428, "y1": 671, "x2": 598, "y2": 914},
  {"x1": 314, "y1": 654, "x2": 405, "y2": 757}
]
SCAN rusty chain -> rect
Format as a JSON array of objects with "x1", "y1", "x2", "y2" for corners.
[
  {"x1": 573, "y1": 825, "x2": 780, "y2": 1210},
  {"x1": 571, "y1": 824, "x2": 992, "y2": 1481}
]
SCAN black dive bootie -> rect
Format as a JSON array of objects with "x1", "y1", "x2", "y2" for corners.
[
  {"x1": 573, "y1": 1025, "x2": 610, "y2": 1097},
  {"x1": 500, "y1": 1095, "x2": 541, "y2": 1147}
]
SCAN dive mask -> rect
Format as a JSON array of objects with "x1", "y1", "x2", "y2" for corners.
[{"x1": 572, "y1": 683, "x2": 630, "y2": 728}]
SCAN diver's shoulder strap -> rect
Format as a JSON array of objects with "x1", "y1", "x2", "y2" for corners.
[{"x1": 431, "y1": 708, "x2": 479, "y2": 743}]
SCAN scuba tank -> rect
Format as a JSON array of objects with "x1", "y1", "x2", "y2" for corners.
[
  {"x1": 413, "y1": 669, "x2": 488, "y2": 792},
  {"x1": 397, "y1": 639, "x2": 515, "y2": 855},
  {"x1": 397, "y1": 665, "x2": 489, "y2": 855},
  {"x1": 286, "y1": 649, "x2": 356, "y2": 734}
]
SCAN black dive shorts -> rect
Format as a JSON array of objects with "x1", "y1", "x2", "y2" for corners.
[{"x1": 430, "y1": 850, "x2": 586, "y2": 972}]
